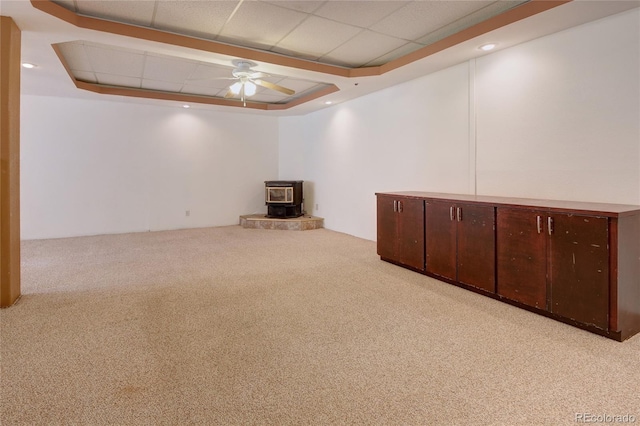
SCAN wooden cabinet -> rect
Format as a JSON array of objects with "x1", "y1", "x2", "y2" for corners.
[
  {"x1": 376, "y1": 191, "x2": 640, "y2": 341},
  {"x1": 376, "y1": 195, "x2": 425, "y2": 271},
  {"x1": 497, "y1": 209, "x2": 609, "y2": 329},
  {"x1": 424, "y1": 200, "x2": 456, "y2": 280},
  {"x1": 497, "y1": 208, "x2": 548, "y2": 309},
  {"x1": 426, "y1": 200, "x2": 495, "y2": 292},
  {"x1": 548, "y1": 213, "x2": 609, "y2": 329}
]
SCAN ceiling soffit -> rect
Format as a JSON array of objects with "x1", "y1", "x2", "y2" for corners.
[{"x1": 53, "y1": 40, "x2": 339, "y2": 110}]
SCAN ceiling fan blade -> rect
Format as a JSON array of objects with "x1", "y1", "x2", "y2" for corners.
[
  {"x1": 254, "y1": 79, "x2": 295, "y2": 96},
  {"x1": 224, "y1": 89, "x2": 236, "y2": 98},
  {"x1": 188, "y1": 77, "x2": 235, "y2": 82},
  {"x1": 249, "y1": 72, "x2": 269, "y2": 79}
]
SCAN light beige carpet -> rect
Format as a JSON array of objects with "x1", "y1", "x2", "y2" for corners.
[{"x1": 1, "y1": 226, "x2": 638, "y2": 425}]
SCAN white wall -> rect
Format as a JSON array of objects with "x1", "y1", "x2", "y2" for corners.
[
  {"x1": 475, "y1": 9, "x2": 640, "y2": 203},
  {"x1": 280, "y1": 9, "x2": 640, "y2": 241},
  {"x1": 299, "y1": 62, "x2": 472, "y2": 239},
  {"x1": 278, "y1": 116, "x2": 306, "y2": 181},
  {"x1": 21, "y1": 96, "x2": 279, "y2": 239},
  {"x1": 278, "y1": 116, "x2": 312, "y2": 213}
]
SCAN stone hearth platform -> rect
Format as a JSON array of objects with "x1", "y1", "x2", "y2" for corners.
[{"x1": 239, "y1": 214, "x2": 324, "y2": 231}]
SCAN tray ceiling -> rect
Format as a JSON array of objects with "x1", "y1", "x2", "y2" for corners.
[
  {"x1": 50, "y1": 0, "x2": 527, "y2": 68},
  {"x1": 10, "y1": 0, "x2": 639, "y2": 113},
  {"x1": 29, "y1": 0, "x2": 541, "y2": 110},
  {"x1": 55, "y1": 40, "x2": 333, "y2": 104}
]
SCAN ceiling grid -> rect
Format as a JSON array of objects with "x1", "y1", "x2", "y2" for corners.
[{"x1": 12, "y1": 0, "x2": 635, "y2": 112}]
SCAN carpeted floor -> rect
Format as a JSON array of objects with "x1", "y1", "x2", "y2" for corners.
[{"x1": 1, "y1": 226, "x2": 638, "y2": 425}]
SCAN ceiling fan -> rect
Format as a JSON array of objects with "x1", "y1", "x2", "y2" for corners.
[{"x1": 224, "y1": 59, "x2": 295, "y2": 106}]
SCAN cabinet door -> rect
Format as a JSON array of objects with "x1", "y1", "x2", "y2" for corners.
[
  {"x1": 425, "y1": 200, "x2": 456, "y2": 280},
  {"x1": 397, "y1": 198, "x2": 425, "y2": 271},
  {"x1": 457, "y1": 204, "x2": 496, "y2": 292},
  {"x1": 549, "y1": 214, "x2": 609, "y2": 329},
  {"x1": 376, "y1": 196, "x2": 397, "y2": 261},
  {"x1": 497, "y1": 208, "x2": 547, "y2": 309}
]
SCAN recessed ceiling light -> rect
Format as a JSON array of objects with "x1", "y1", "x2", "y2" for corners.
[
  {"x1": 478, "y1": 43, "x2": 497, "y2": 51},
  {"x1": 182, "y1": 104, "x2": 190, "y2": 108},
  {"x1": 22, "y1": 62, "x2": 36, "y2": 69},
  {"x1": 324, "y1": 101, "x2": 333, "y2": 105}
]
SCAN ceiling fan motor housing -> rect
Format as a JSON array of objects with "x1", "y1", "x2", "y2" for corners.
[
  {"x1": 226, "y1": 58, "x2": 295, "y2": 101},
  {"x1": 231, "y1": 59, "x2": 258, "y2": 79}
]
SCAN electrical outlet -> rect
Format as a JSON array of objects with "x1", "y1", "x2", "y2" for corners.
[
  {"x1": 186, "y1": 210, "x2": 190, "y2": 217},
  {"x1": 315, "y1": 204, "x2": 318, "y2": 210}
]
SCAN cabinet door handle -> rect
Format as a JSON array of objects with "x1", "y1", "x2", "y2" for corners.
[
  {"x1": 536, "y1": 215, "x2": 542, "y2": 234},
  {"x1": 548, "y1": 216, "x2": 553, "y2": 235},
  {"x1": 457, "y1": 207, "x2": 462, "y2": 222},
  {"x1": 398, "y1": 201, "x2": 403, "y2": 213},
  {"x1": 393, "y1": 200, "x2": 397, "y2": 212},
  {"x1": 450, "y1": 206, "x2": 454, "y2": 221}
]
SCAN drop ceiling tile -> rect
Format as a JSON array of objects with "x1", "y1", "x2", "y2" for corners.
[
  {"x1": 415, "y1": 1, "x2": 526, "y2": 46},
  {"x1": 263, "y1": 1, "x2": 325, "y2": 14},
  {"x1": 84, "y1": 45, "x2": 145, "y2": 77},
  {"x1": 219, "y1": 2, "x2": 308, "y2": 47},
  {"x1": 273, "y1": 78, "x2": 322, "y2": 94},
  {"x1": 188, "y1": 63, "x2": 234, "y2": 81},
  {"x1": 186, "y1": 77, "x2": 235, "y2": 90},
  {"x1": 313, "y1": 1, "x2": 408, "y2": 28},
  {"x1": 142, "y1": 55, "x2": 199, "y2": 83},
  {"x1": 297, "y1": 83, "x2": 331, "y2": 97},
  {"x1": 141, "y1": 79, "x2": 185, "y2": 92},
  {"x1": 73, "y1": 70, "x2": 97, "y2": 83},
  {"x1": 250, "y1": 92, "x2": 288, "y2": 103},
  {"x1": 276, "y1": 16, "x2": 362, "y2": 58},
  {"x1": 363, "y1": 41, "x2": 423, "y2": 66},
  {"x1": 153, "y1": 1, "x2": 237, "y2": 39},
  {"x1": 56, "y1": 42, "x2": 94, "y2": 72},
  {"x1": 321, "y1": 30, "x2": 409, "y2": 68},
  {"x1": 95, "y1": 73, "x2": 142, "y2": 88},
  {"x1": 370, "y1": 1, "x2": 492, "y2": 41},
  {"x1": 181, "y1": 84, "x2": 225, "y2": 97},
  {"x1": 186, "y1": 65, "x2": 236, "y2": 89},
  {"x1": 75, "y1": 1, "x2": 156, "y2": 27}
]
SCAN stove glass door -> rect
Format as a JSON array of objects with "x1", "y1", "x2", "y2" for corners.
[{"x1": 266, "y1": 187, "x2": 293, "y2": 203}]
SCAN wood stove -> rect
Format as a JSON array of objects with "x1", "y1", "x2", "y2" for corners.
[{"x1": 265, "y1": 180, "x2": 303, "y2": 218}]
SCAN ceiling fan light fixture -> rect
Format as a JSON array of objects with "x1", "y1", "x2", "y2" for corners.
[
  {"x1": 244, "y1": 81, "x2": 256, "y2": 97},
  {"x1": 230, "y1": 82, "x2": 243, "y2": 95}
]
